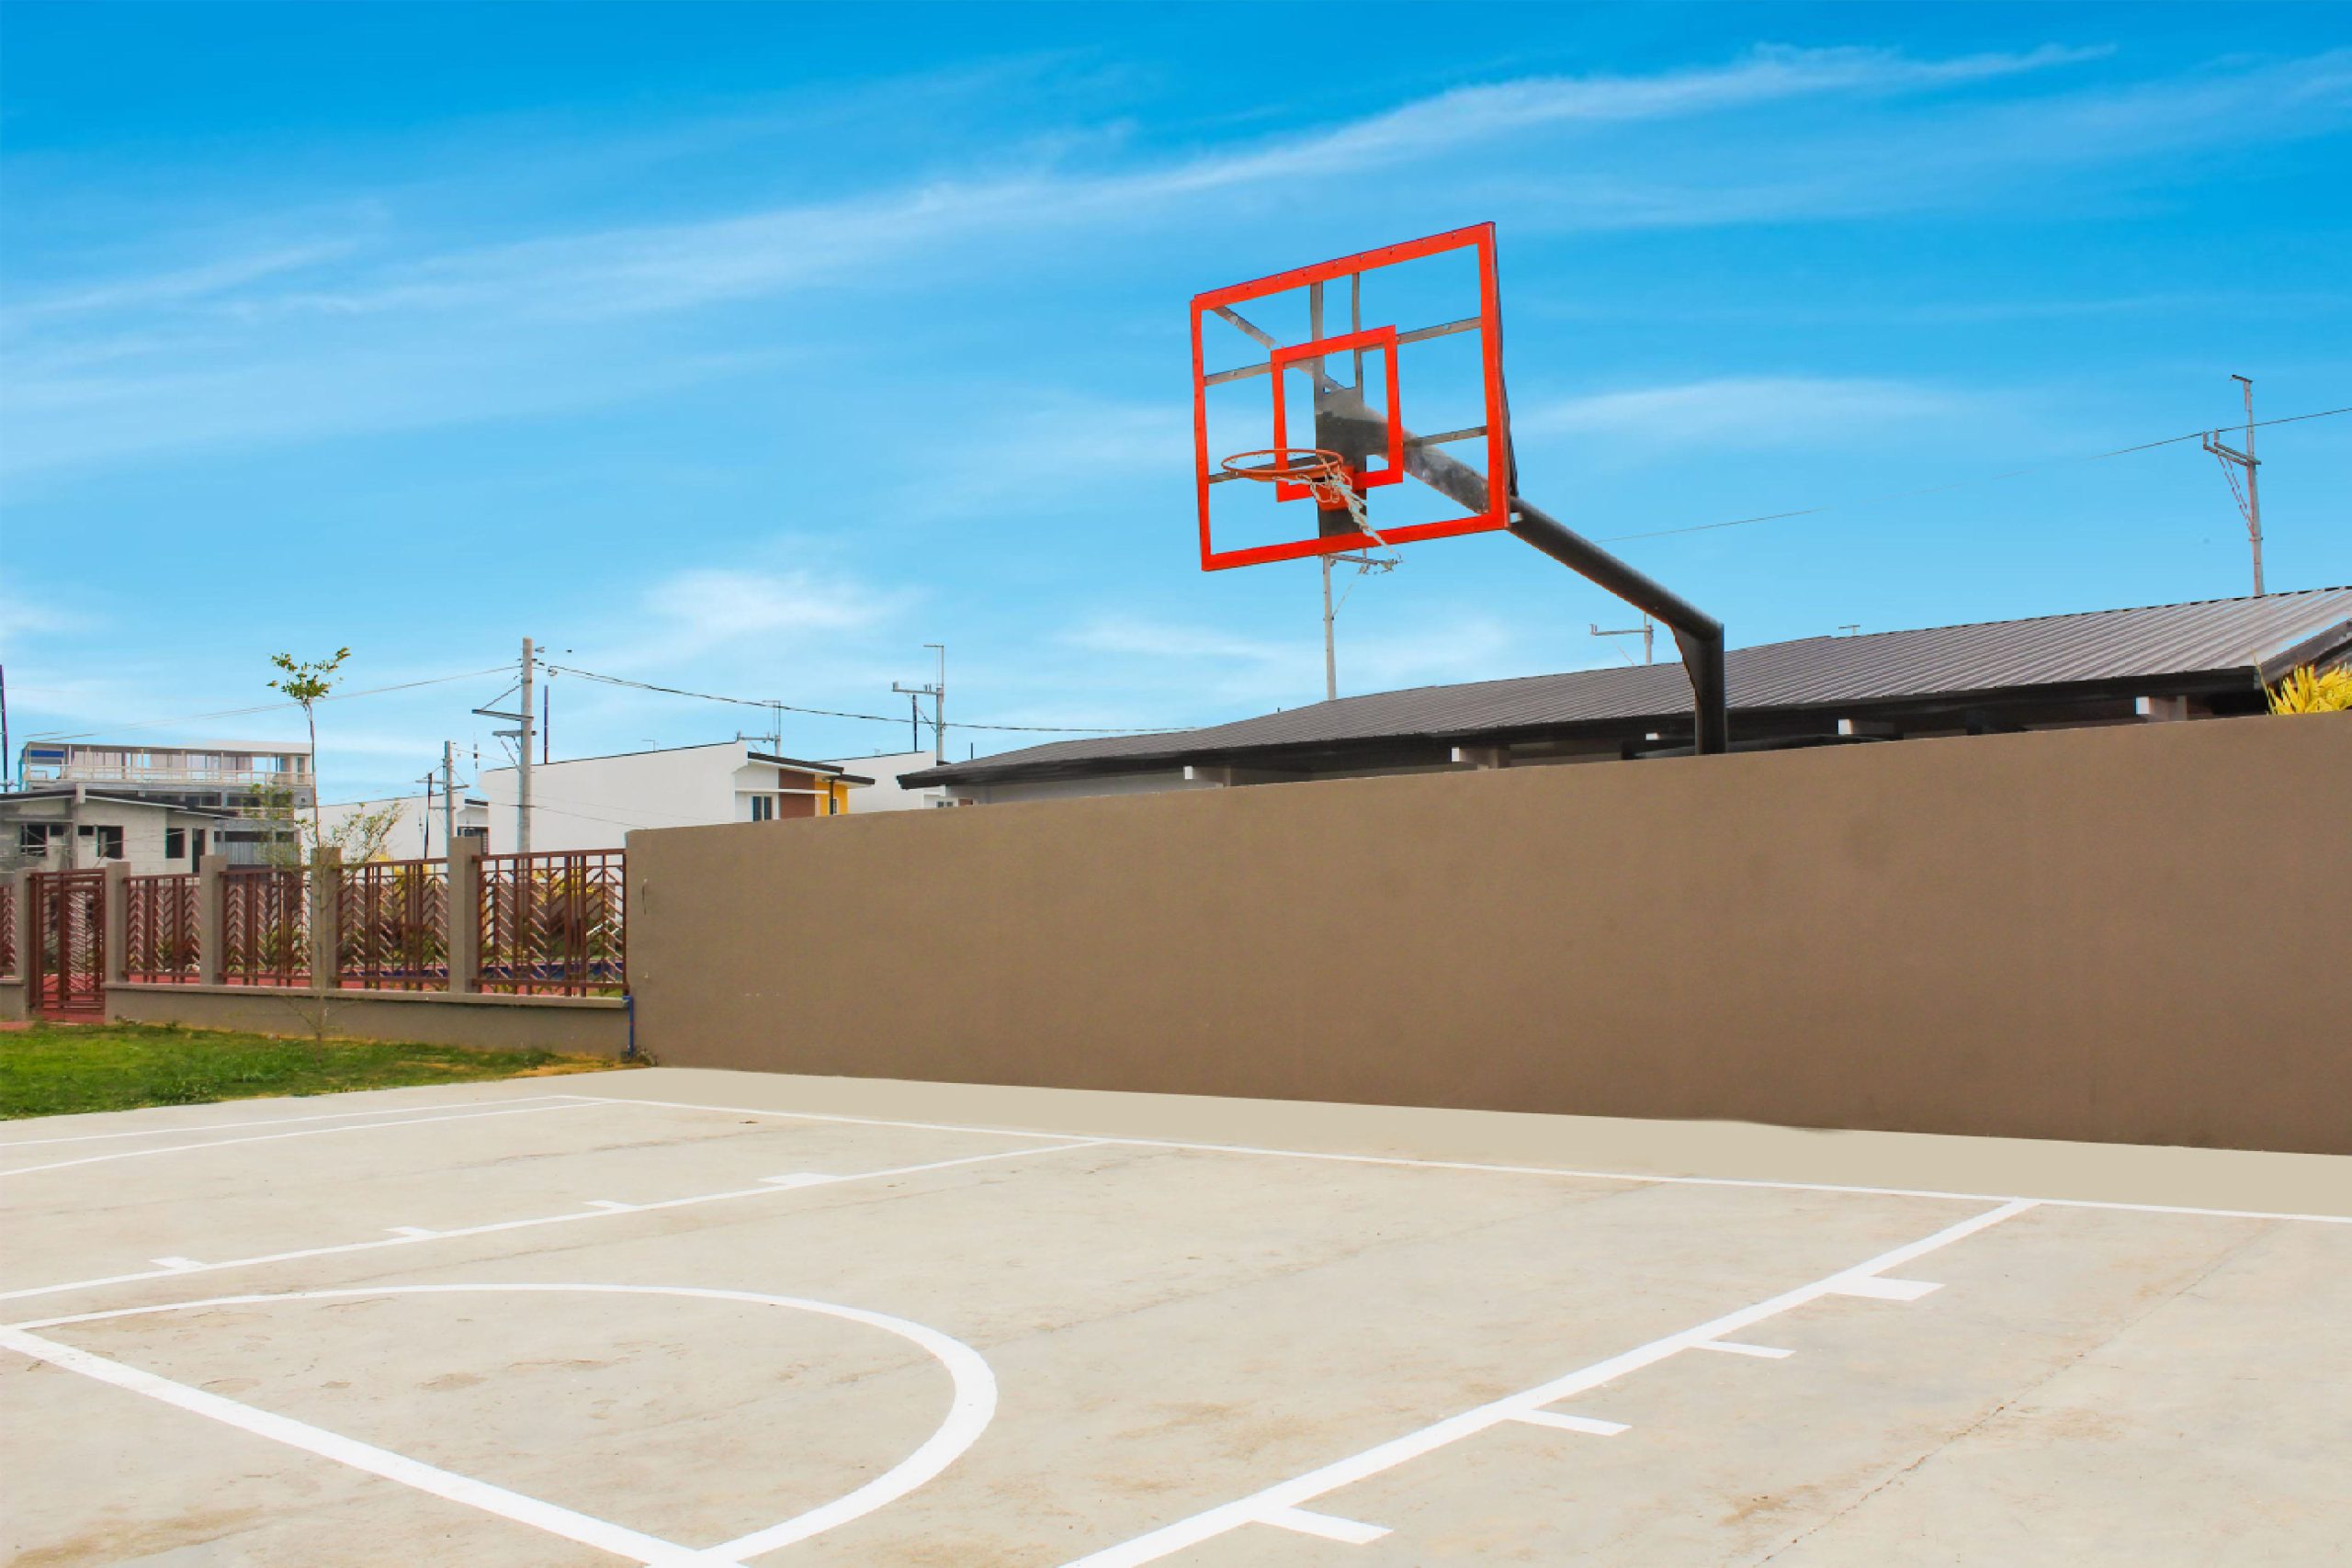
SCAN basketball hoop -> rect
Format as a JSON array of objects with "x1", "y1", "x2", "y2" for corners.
[{"x1": 1218, "y1": 447, "x2": 1384, "y2": 542}]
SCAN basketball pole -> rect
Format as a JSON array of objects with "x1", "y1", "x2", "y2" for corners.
[{"x1": 1313, "y1": 380, "x2": 1730, "y2": 753}]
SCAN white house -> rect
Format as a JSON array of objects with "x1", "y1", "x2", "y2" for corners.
[
  {"x1": 2, "y1": 788, "x2": 264, "y2": 874},
  {"x1": 471, "y1": 741, "x2": 867, "y2": 853},
  {"x1": 828, "y1": 750, "x2": 961, "y2": 811}
]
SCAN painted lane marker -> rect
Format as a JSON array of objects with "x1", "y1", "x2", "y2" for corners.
[
  {"x1": 1, "y1": 1140, "x2": 1113, "y2": 1307},
  {"x1": 1057, "y1": 1200, "x2": 2039, "y2": 1568},
  {"x1": 1696, "y1": 1339, "x2": 1792, "y2": 1359},
  {"x1": 0, "y1": 1095, "x2": 577, "y2": 1150},
  {"x1": 1509, "y1": 1410, "x2": 1629, "y2": 1437},
  {"x1": 0, "y1": 1100, "x2": 600, "y2": 1179},
  {"x1": 1830, "y1": 1277, "x2": 1940, "y2": 1302},
  {"x1": 759, "y1": 1174, "x2": 840, "y2": 1189},
  {"x1": 0, "y1": 1324, "x2": 717, "y2": 1568},
  {"x1": 150, "y1": 1258, "x2": 204, "y2": 1271},
  {"x1": 2, "y1": 1282, "x2": 1001, "y2": 1567},
  {"x1": 568, "y1": 1092, "x2": 2352, "y2": 1226},
  {"x1": 1262, "y1": 1506, "x2": 1390, "y2": 1544},
  {"x1": 583, "y1": 1201, "x2": 638, "y2": 1213},
  {"x1": 385, "y1": 1227, "x2": 438, "y2": 1240}
]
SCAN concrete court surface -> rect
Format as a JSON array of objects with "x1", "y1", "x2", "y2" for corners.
[{"x1": 3, "y1": 1067, "x2": 2348, "y2": 1567}]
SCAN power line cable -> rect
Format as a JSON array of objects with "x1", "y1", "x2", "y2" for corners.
[
  {"x1": 1593, "y1": 402, "x2": 2352, "y2": 545},
  {"x1": 23, "y1": 666, "x2": 515, "y2": 744},
  {"x1": 540, "y1": 662, "x2": 1174, "y2": 735}
]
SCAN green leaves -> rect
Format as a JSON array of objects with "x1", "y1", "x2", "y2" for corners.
[{"x1": 266, "y1": 646, "x2": 352, "y2": 706}]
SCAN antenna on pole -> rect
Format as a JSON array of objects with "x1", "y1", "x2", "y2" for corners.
[
  {"x1": 1589, "y1": 615, "x2": 1655, "y2": 665},
  {"x1": 2201, "y1": 375, "x2": 2265, "y2": 596}
]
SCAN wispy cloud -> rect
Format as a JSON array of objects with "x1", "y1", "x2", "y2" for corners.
[{"x1": 6, "y1": 41, "x2": 2345, "y2": 485}]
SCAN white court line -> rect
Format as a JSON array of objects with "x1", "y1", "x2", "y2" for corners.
[
  {"x1": 1058, "y1": 1200, "x2": 2039, "y2": 1568},
  {"x1": 1697, "y1": 1339, "x2": 1792, "y2": 1359},
  {"x1": 1262, "y1": 1506, "x2": 1389, "y2": 1544},
  {"x1": 562, "y1": 1092, "x2": 2352, "y2": 1226},
  {"x1": 1831, "y1": 1276, "x2": 1939, "y2": 1302},
  {"x1": 0, "y1": 1100, "x2": 601, "y2": 1179},
  {"x1": 1509, "y1": 1410, "x2": 1629, "y2": 1436},
  {"x1": 6, "y1": 1281, "x2": 1002, "y2": 1568},
  {"x1": 1, "y1": 1141, "x2": 1112, "y2": 1307},
  {"x1": 0, "y1": 1094, "x2": 577, "y2": 1149},
  {"x1": 0, "y1": 1323, "x2": 715, "y2": 1567}
]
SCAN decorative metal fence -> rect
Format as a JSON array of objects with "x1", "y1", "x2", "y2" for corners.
[
  {"x1": 124, "y1": 874, "x2": 202, "y2": 984},
  {"x1": 220, "y1": 867, "x2": 311, "y2": 987},
  {"x1": 479, "y1": 850, "x2": 626, "y2": 996},
  {"x1": 28, "y1": 870, "x2": 106, "y2": 1017},
  {"x1": 337, "y1": 859, "x2": 450, "y2": 989},
  {"x1": 0, "y1": 883, "x2": 14, "y2": 977}
]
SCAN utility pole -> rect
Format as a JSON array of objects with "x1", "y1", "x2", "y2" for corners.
[
  {"x1": 518, "y1": 637, "x2": 535, "y2": 853},
  {"x1": 894, "y1": 645, "x2": 947, "y2": 764},
  {"x1": 441, "y1": 741, "x2": 457, "y2": 857},
  {"x1": 417, "y1": 767, "x2": 436, "y2": 857},
  {"x1": 470, "y1": 639, "x2": 535, "y2": 854},
  {"x1": 1319, "y1": 552, "x2": 1396, "y2": 700},
  {"x1": 1589, "y1": 615, "x2": 1655, "y2": 665},
  {"x1": 2202, "y1": 375, "x2": 2264, "y2": 596}
]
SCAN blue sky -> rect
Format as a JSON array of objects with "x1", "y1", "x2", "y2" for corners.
[{"x1": 3, "y1": 2, "x2": 2347, "y2": 800}]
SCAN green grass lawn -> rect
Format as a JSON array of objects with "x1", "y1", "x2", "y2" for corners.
[{"x1": 0, "y1": 1021, "x2": 627, "y2": 1120}]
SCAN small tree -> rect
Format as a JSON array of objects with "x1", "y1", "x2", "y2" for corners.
[
  {"x1": 243, "y1": 782, "x2": 403, "y2": 868},
  {"x1": 267, "y1": 647, "x2": 350, "y2": 856}
]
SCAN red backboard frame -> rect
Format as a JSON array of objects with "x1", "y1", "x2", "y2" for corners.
[{"x1": 1193, "y1": 223, "x2": 1510, "y2": 571}]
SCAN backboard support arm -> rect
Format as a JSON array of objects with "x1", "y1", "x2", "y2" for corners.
[
  {"x1": 1310, "y1": 381, "x2": 1730, "y2": 754},
  {"x1": 1505, "y1": 501, "x2": 1728, "y2": 755}
]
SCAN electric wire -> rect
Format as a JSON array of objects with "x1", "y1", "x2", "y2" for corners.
[
  {"x1": 1593, "y1": 403, "x2": 2352, "y2": 545},
  {"x1": 539, "y1": 663, "x2": 1175, "y2": 735},
  {"x1": 22, "y1": 667, "x2": 516, "y2": 744}
]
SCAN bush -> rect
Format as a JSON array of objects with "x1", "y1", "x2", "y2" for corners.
[{"x1": 2267, "y1": 664, "x2": 2352, "y2": 715}]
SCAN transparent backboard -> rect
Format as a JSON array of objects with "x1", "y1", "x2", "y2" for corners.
[{"x1": 1192, "y1": 223, "x2": 1510, "y2": 570}]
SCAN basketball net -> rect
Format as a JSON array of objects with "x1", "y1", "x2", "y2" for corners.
[{"x1": 1218, "y1": 447, "x2": 1395, "y2": 553}]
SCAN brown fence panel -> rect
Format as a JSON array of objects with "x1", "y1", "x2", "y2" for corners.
[
  {"x1": 479, "y1": 850, "x2": 625, "y2": 996},
  {"x1": 0, "y1": 881, "x2": 15, "y2": 978},
  {"x1": 124, "y1": 874, "x2": 202, "y2": 984},
  {"x1": 220, "y1": 867, "x2": 310, "y2": 987},
  {"x1": 337, "y1": 860, "x2": 449, "y2": 990}
]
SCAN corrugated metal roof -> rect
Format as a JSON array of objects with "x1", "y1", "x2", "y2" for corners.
[{"x1": 914, "y1": 587, "x2": 2352, "y2": 784}]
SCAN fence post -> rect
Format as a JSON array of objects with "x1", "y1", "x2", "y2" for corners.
[
  {"x1": 447, "y1": 837, "x2": 481, "y2": 994},
  {"x1": 102, "y1": 860, "x2": 131, "y2": 989},
  {"x1": 6, "y1": 868, "x2": 28, "y2": 979},
  {"x1": 310, "y1": 848, "x2": 342, "y2": 994},
  {"x1": 196, "y1": 854, "x2": 228, "y2": 986}
]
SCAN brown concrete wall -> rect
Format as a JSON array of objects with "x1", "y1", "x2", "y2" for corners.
[
  {"x1": 106, "y1": 985, "x2": 628, "y2": 1056},
  {"x1": 629, "y1": 714, "x2": 2352, "y2": 1154}
]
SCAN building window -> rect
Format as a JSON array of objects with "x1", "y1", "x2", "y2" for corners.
[
  {"x1": 17, "y1": 823, "x2": 54, "y2": 853},
  {"x1": 166, "y1": 828, "x2": 187, "y2": 859},
  {"x1": 95, "y1": 826, "x2": 125, "y2": 860},
  {"x1": 750, "y1": 795, "x2": 775, "y2": 822}
]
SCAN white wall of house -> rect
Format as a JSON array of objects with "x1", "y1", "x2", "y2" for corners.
[
  {"x1": 833, "y1": 750, "x2": 956, "y2": 811},
  {"x1": 2, "y1": 795, "x2": 232, "y2": 874},
  {"x1": 471, "y1": 741, "x2": 858, "y2": 853}
]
